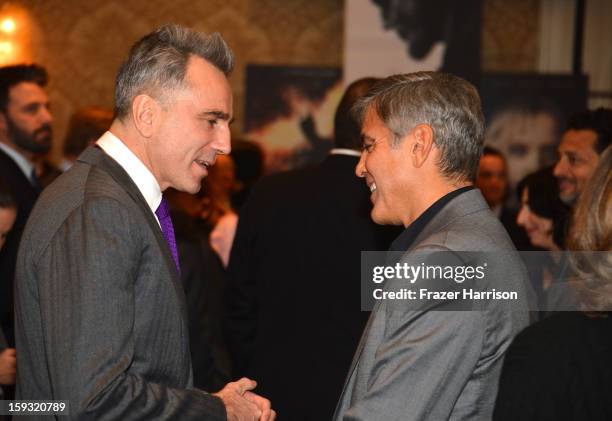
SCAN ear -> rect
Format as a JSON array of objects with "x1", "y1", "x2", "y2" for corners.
[
  {"x1": 410, "y1": 124, "x2": 435, "y2": 168},
  {"x1": 131, "y1": 94, "x2": 159, "y2": 138}
]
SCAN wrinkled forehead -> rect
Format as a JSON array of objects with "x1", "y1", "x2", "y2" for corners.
[
  {"x1": 559, "y1": 129, "x2": 598, "y2": 154},
  {"x1": 8, "y1": 82, "x2": 49, "y2": 107},
  {"x1": 179, "y1": 57, "x2": 233, "y2": 113},
  {"x1": 480, "y1": 154, "x2": 506, "y2": 171}
]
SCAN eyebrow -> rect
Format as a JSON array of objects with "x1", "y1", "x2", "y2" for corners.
[
  {"x1": 361, "y1": 134, "x2": 375, "y2": 144},
  {"x1": 561, "y1": 150, "x2": 580, "y2": 158},
  {"x1": 20, "y1": 100, "x2": 50, "y2": 109},
  {"x1": 197, "y1": 110, "x2": 232, "y2": 122}
]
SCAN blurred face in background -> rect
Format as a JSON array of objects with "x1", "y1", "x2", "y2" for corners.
[
  {"x1": 476, "y1": 154, "x2": 507, "y2": 208},
  {"x1": 516, "y1": 187, "x2": 554, "y2": 250},
  {"x1": 205, "y1": 154, "x2": 236, "y2": 199},
  {"x1": 485, "y1": 109, "x2": 558, "y2": 189},
  {"x1": 0, "y1": 82, "x2": 53, "y2": 155},
  {"x1": 553, "y1": 129, "x2": 600, "y2": 205}
]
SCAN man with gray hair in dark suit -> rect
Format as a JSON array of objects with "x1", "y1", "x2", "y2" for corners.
[
  {"x1": 334, "y1": 72, "x2": 531, "y2": 420},
  {"x1": 15, "y1": 24, "x2": 274, "y2": 420}
]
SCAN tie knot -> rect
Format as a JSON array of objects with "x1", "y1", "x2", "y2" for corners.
[
  {"x1": 154, "y1": 195, "x2": 180, "y2": 274},
  {"x1": 30, "y1": 168, "x2": 41, "y2": 190},
  {"x1": 155, "y1": 196, "x2": 170, "y2": 220}
]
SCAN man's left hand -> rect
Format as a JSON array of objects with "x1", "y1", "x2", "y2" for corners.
[{"x1": 244, "y1": 391, "x2": 276, "y2": 421}]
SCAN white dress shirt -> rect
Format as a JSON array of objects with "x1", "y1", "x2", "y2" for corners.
[
  {"x1": 0, "y1": 142, "x2": 36, "y2": 185},
  {"x1": 329, "y1": 148, "x2": 361, "y2": 157},
  {"x1": 96, "y1": 131, "x2": 162, "y2": 225}
]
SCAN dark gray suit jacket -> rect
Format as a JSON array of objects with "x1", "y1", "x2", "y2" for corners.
[
  {"x1": 0, "y1": 147, "x2": 40, "y2": 347},
  {"x1": 334, "y1": 189, "x2": 531, "y2": 421},
  {"x1": 14, "y1": 146, "x2": 225, "y2": 420}
]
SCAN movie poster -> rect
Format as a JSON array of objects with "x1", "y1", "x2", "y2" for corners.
[
  {"x1": 480, "y1": 73, "x2": 588, "y2": 189},
  {"x1": 344, "y1": 0, "x2": 482, "y2": 85},
  {"x1": 244, "y1": 65, "x2": 342, "y2": 173}
]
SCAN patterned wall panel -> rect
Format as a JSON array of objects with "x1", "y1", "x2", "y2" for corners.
[{"x1": 482, "y1": 0, "x2": 539, "y2": 72}]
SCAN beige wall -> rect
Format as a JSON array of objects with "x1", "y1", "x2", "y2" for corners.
[{"x1": 0, "y1": 0, "x2": 538, "y2": 163}]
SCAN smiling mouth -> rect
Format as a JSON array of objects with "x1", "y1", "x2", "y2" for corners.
[
  {"x1": 195, "y1": 160, "x2": 211, "y2": 170},
  {"x1": 369, "y1": 182, "x2": 377, "y2": 193}
]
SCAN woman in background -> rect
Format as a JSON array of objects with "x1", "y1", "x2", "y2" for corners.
[
  {"x1": 516, "y1": 167, "x2": 569, "y2": 252},
  {"x1": 515, "y1": 167, "x2": 570, "y2": 307},
  {"x1": 493, "y1": 146, "x2": 612, "y2": 421},
  {"x1": 205, "y1": 154, "x2": 239, "y2": 267}
]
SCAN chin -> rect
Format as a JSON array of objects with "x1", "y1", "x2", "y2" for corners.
[
  {"x1": 371, "y1": 209, "x2": 396, "y2": 226},
  {"x1": 559, "y1": 192, "x2": 577, "y2": 205},
  {"x1": 186, "y1": 183, "x2": 202, "y2": 195},
  {"x1": 173, "y1": 179, "x2": 201, "y2": 195}
]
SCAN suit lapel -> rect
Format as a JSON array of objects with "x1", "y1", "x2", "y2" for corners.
[{"x1": 77, "y1": 146, "x2": 188, "y2": 319}]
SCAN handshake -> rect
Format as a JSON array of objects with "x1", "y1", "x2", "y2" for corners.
[{"x1": 213, "y1": 378, "x2": 276, "y2": 421}]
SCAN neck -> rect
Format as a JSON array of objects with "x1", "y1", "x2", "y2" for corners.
[
  {"x1": 402, "y1": 178, "x2": 471, "y2": 227},
  {"x1": 0, "y1": 137, "x2": 34, "y2": 163},
  {"x1": 109, "y1": 120, "x2": 160, "y2": 188}
]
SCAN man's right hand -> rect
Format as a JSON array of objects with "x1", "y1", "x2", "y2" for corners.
[
  {"x1": 0, "y1": 347, "x2": 16, "y2": 385},
  {"x1": 213, "y1": 377, "x2": 275, "y2": 421}
]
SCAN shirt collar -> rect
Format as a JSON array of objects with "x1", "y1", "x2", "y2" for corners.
[
  {"x1": 96, "y1": 131, "x2": 162, "y2": 215},
  {"x1": 390, "y1": 186, "x2": 475, "y2": 251},
  {"x1": 330, "y1": 148, "x2": 361, "y2": 157},
  {"x1": 0, "y1": 142, "x2": 35, "y2": 183}
]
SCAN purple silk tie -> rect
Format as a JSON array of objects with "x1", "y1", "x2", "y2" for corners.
[{"x1": 155, "y1": 196, "x2": 180, "y2": 274}]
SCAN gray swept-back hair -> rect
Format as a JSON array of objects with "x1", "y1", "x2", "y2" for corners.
[
  {"x1": 114, "y1": 23, "x2": 234, "y2": 119},
  {"x1": 353, "y1": 71, "x2": 485, "y2": 182}
]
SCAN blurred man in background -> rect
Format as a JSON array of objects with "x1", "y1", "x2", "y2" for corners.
[
  {"x1": 476, "y1": 146, "x2": 529, "y2": 250},
  {"x1": 554, "y1": 107, "x2": 612, "y2": 206},
  {"x1": 0, "y1": 64, "x2": 52, "y2": 347}
]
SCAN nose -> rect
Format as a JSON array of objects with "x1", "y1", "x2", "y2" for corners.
[
  {"x1": 215, "y1": 126, "x2": 231, "y2": 155},
  {"x1": 553, "y1": 157, "x2": 566, "y2": 178},
  {"x1": 355, "y1": 152, "x2": 366, "y2": 178},
  {"x1": 516, "y1": 205, "x2": 528, "y2": 227},
  {"x1": 40, "y1": 105, "x2": 53, "y2": 124}
]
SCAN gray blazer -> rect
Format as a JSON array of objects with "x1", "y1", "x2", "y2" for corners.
[
  {"x1": 334, "y1": 189, "x2": 530, "y2": 421},
  {"x1": 14, "y1": 147, "x2": 225, "y2": 420}
]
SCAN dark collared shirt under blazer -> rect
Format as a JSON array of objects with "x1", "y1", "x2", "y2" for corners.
[
  {"x1": 334, "y1": 188, "x2": 531, "y2": 421},
  {"x1": 14, "y1": 147, "x2": 225, "y2": 420}
]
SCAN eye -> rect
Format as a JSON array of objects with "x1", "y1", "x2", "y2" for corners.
[
  {"x1": 207, "y1": 119, "x2": 218, "y2": 128},
  {"x1": 362, "y1": 142, "x2": 375, "y2": 153},
  {"x1": 24, "y1": 104, "x2": 40, "y2": 114},
  {"x1": 567, "y1": 153, "x2": 582, "y2": 166},
  {"x1": 508, "y1": 143, "x2": 528, "y2": 157}
]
